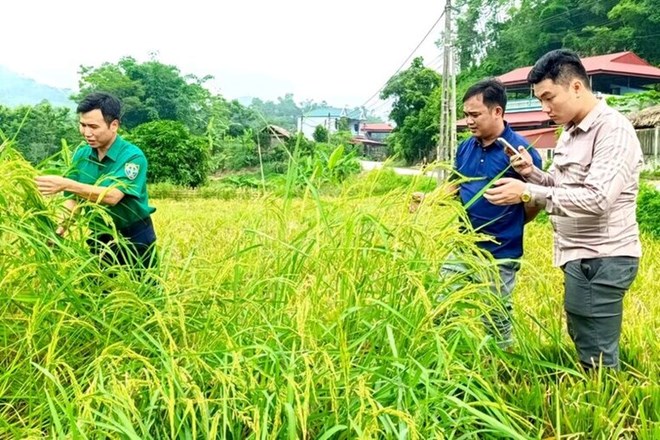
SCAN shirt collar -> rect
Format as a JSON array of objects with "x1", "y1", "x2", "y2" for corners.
[
  {"x1": 87, "y1": 135, "x2": 122, "y2": 162},
  {"x1": 566, "y1": 100, "x2": 606, "y2": 134},
  {"x1": 476, "y1": 121, "x2": 512, "y2": 148}
]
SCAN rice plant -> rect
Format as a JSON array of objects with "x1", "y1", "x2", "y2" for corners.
[{"x1": 1, "y1": 139, "x2": 658, "y2": 438}]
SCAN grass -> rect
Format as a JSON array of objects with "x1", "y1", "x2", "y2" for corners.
[{"x1": 1, "y1": 147, "x2": 658, "y2": 438}]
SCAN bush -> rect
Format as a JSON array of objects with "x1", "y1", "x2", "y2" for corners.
[
  {"x1": 637, "y1": 183, "x2": 660, "y2": 238},
  {"x1": 211, "y1": 131, "x2": 260, "y2": 172},
  {"x1": 127, "y1": 120, "x2": 210, "y2": 187}
]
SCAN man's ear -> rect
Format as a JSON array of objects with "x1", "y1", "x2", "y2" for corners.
[{"x1": 572, "y1": 78, "x2": 584, "y2": 94}]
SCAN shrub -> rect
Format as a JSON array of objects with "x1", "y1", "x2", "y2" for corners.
[
  {"x1": 637, "y1": 183, "x2": 660, "y2": 238},
  {"x1": 126, "y1": 120, "x2": 210, "y2": 187}
]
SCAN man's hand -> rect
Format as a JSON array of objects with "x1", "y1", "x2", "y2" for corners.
[
  {"x1": 484, "y1": 178, "x2": 526, "y2": 205},
  {"x1": 510, "y1": 146, "x2": 535, "y2": 178},
  {"x1": 409, "y1": 192, "x2": 425, "y2": 213},
  {"x1": 35, "y1": 175, "x2": 72, "y2": 195}
]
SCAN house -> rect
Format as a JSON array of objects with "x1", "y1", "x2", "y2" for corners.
[
  {"x1": 260, "y1": 124, "x2": 291, "y2": 148},
  {"x1": 458, "y1": 51, "x2": 660, "y2": 150},
  {"x1": 350, "y1": 123, "x2": 394, "y2": 160},
  {"x1": 298, "y1": 106, "x2": 365, "y2": 140}
]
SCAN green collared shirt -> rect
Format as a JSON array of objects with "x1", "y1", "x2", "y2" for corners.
[{"x1": 66, "y1": 135, "x2": 155, "y2": 230}]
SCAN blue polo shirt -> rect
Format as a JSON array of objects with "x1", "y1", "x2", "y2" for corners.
[{"x1": 455, "y1": 123, "x2": 543, "y2": 259}]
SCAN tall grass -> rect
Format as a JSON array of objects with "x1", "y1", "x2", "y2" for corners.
[{"x1": 1, "y1": 141, "x2": 658, "y2": 438}]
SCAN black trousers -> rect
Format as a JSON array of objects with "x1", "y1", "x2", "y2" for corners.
[{"x1": 88, "y1": 216, "x2": 158, "y2": 269}]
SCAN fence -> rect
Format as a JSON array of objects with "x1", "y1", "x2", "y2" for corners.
[{"x1": 636, "y1": 127, "x2": 659, "y2": 168}]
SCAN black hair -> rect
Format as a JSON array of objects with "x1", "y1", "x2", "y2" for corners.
[
  {"x1": 527, "y1": 49, "x2": 591, "y2": 89},
  {"x1": 76, "y1": 92, "x2": 122, "y2": 125},
  {"x1": 462, "y1": 78, "x2": 507, "y2": 112}
]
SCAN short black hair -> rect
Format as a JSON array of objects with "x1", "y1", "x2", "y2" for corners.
[
  {"x1": 527, "y1": 49, "x2": 591, "y2": 90},
  {"x1": 462, "y1": 78, "x2": 507, "y2": 112},
  {"x1": 76, "y1": 92, "x2": 122, "y2": 125}
]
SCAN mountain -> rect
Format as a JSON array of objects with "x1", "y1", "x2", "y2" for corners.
[{"x1": 0, "y1": 66, "x2": 76, "y2": 109}]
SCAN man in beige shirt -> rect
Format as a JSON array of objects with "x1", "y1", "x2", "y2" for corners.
[{"x1": 484, "y1": 49, "x2": 642, "y2": 370}]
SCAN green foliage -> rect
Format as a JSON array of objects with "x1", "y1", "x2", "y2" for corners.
[
  {"x1": 126, "y1": 120, "x2": 210, "y2": 187},
  {"x1": 455, "y1": 0, "x2": 660, "y2": 83},
  {"x1": 312, "y1": 124, "x2": 329, "y2": 143},
  {"x1": 75, "y1": 56, "x2": 258, "y2": 139},
  {"x1": 607, "y1": 90, "x2": 660, "y2": 114},
  {"x1": 211, "y1": 130, "x2": 260, "y2": 172},
  {"x1": 299, "y1": 143, "x2": 361, "y2": 186},
  {"x1": 249, "y1": 93, "x2": 301, "y2": 132},
  {"x1": 381, "y1": 57, "x2": 441, "y2": 164},
  {"x1": 637, "y1": 183, "x2": 660, "y2": 238},
  {"x1": 0, "y1": 103, "x2": 80, "y2": 164}
]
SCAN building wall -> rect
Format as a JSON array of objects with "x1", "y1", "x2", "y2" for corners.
[{"x1": 298, "y1": 116, "x2": 361, "y2": 139}]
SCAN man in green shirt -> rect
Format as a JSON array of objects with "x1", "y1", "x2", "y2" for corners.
[{"x1": 35, "y1": 92, "x2": 157, "y2": 268}]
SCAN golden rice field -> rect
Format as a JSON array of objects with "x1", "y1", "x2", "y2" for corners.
[{"x1": 1, "y1": 149, "x2": 659, "y2": 439}]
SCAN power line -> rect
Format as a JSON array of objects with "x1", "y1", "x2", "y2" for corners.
[{"x1": 360, "y1": 7, "x2": 447, "y2": 109}]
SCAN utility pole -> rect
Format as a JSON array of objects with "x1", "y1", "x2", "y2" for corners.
[{"x1": 437, "y1": 0, "x2": 456, "y2": 180}]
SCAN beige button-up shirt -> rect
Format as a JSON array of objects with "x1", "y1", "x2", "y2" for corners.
[{"x1": 526, "y1": 101, "x2": 643, "y2": 267}]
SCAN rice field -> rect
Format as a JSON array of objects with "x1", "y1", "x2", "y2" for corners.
[{"x1": 1, "y1": 148, "x2": 659, "y2": 439}]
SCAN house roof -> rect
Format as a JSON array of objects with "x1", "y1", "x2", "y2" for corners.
[
  {"x1": 627, "y1": 105, "x2": 660, "y2": 128},
  {"x1": 362, "y1": 123, "x2": 393, "y2": 132},
  {"x1": 263, "y1": 124, "x2": 291, "y2": 138},
  {"x1": 350, "y1": 136, "x2": 386, "y2": 146},
  {"x1": 457, "y1": 111, "x2": 552, "y2": 127},
  {"x1": 515, "y1": 127, "x2": 558, "y2": 149},
  {"x1": 304, "y1": 106, "x2": 363, "y2": 120},
  {"x1": 499, "y1": 51, "x2": 660, "y2": 86}
]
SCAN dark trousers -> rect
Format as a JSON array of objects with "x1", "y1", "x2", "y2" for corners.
[
  {"x1": 562, "y1": 256, "x2": 639, "y2": 369},
  {"x1": 88, "y1": 216, "x2": 158, "y2": 270}
]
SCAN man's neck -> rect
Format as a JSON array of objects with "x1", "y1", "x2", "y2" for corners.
[
  {"x1": 95, "y1": 134, "x2": 117, "y2": 161},
  {"x1": 479, "y1": 123, "x2": 505, "y2": 146},
  {"x1": 571, "y1": 94, "x2": 599, "y2": 126}
]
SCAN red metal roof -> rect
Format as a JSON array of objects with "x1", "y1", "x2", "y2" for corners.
[
  {"x1": 457, "y1": 111, "x2": 552, "y2": 127},
  {"x1": 361, "y1": 123, "x2": 393, "y2": 132},
  {"x1": 499, "y1": 51, "x2": 660, "y2": 86},
  {"x1": 515, "y1": 127, "x2": 558, "y2": 149}
]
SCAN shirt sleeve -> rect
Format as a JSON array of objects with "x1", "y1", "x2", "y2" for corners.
[
  {"x1": 99, "y1": 154, "x2": 148, "y2": 198},
  {"x1": 530, "y1": 126, "x2": 639, "y2": 217}
]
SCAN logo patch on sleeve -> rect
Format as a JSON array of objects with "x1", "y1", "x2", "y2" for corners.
[{"x1": 124, "y1": 163, "x2": 140, "y2": 180}]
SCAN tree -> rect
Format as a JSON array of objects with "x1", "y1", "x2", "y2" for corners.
[
  {"x1": 313, "y1": 125, "x2": 329, "y2": 143},
  {"x1": 126, "y1": 120, "x2": 210, "y2": 187},
  {"x1": 250, "y1": 93, "x2": 302, "y2": 131},
  {"x1": 380, "y1": 57, "x2": 441, "y2": 163},
  {"x1": 75, "y1": 56, "x2": 237, "y2": 136},
  {"x1": 0, "y1": 102, "x2": 80, "y2": 164}
]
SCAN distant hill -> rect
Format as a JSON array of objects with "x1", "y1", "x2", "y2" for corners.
[{"x1": 0, "y1": 66, "x2": 75, "y2": 109}]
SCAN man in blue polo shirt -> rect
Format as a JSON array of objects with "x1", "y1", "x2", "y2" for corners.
[
  {"x1": 454, "y1": 79, "x2": 543, "y2": 346},
  {"x1": 414, "y1": 78, "x2": 543, "y2": 346}
]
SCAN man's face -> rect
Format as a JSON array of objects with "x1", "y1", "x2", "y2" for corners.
[
  {"x1": 463, "y1": 94, "x2": 502, "y2": 141},
  {"x1": 533, "y1": 78, "x2": 579, "y2": 125},
  {"x1": 79, "y1": 109, "x2": 118, "y2": 149}
]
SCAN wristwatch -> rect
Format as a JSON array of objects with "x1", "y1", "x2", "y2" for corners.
[{"x1": 520, "y1": 185, "x2": 532, "y2": 203}]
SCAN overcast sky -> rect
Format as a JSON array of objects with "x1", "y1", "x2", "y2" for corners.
[{"x1": 1, "y1": 0, "x2": 444, "y2": 114}]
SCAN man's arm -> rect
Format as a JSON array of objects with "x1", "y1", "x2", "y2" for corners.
[
  {"x1": 511, "y1": 145, "x2": 555, "y2": 187},
  {"x1": 523, "y1": 203, "x2": 541, "y2": 224},
  {"x1": 36, "y1": 175, "x2": 125, "y2": 206},
  {"x1": 527, "y1": 127, "x2": 640, "y2": 217}
]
